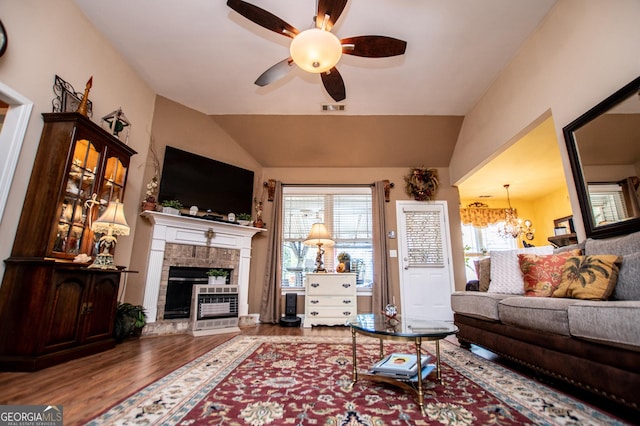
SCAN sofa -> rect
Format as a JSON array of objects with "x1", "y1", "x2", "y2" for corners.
[{"x1": 451, "y1": 230, "x2": 640, "y2": 411}]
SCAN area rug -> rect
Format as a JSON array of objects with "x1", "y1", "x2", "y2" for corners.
[{"x1": 86, "y1": 335, "x2": 626, "y2": 425}]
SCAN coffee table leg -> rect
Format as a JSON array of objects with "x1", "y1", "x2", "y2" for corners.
[
  {"x1": 435, "y1": 339, "x2": 442, "y2": 383},
  {"x1": 415, "y1": 338, "x2": 425, "y2": 416},
  {"x1": 350, "y1": 327, "x2": 358, "y2": 386}
]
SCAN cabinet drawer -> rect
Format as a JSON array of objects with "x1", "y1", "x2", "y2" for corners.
[
  {"x1": 305, "y1": 306, "x2": 356, "y2": 319},
  {"x1": 306, "y1": 296, "x2": 356, "y2": 307},
  {"x1": 306, "y1": 277, "x2": 356, "y2": 296}
]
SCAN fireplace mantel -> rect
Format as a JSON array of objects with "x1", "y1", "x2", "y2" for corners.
[{"x1": 140, "y1": 211, "x2": 266, "y2": 323}]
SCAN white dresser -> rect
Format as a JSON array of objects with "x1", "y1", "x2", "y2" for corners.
[{"x1": 303, "y1": 273, "x2": 357, "y2": 328}]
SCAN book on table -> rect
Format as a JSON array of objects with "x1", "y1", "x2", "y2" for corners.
[{"x1": 370, "y1": 353, "x2": 432, "y2": 378}]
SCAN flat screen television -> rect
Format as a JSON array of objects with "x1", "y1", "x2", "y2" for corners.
[{"x1": 158, "y1": 146, "x2": 254, "y2": 216}]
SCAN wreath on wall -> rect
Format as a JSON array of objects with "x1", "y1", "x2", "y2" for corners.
[{"x1": 404, "y1": 167, "x2": 439, "y2": 201}]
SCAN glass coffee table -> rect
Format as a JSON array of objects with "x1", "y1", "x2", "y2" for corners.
[{"x1": 348, "y1": 313, "x2": 458, "y2": 415}]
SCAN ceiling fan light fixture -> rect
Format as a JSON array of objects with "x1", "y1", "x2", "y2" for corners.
[{"x1": 290, "y1": 28, "x2": 342, "y2": 73}]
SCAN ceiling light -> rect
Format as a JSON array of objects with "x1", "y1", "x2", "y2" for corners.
[
  {"x1": 290, "y1": 28, "x2": 342, "y2": 73},
  {"x1": 498, "y1": 184, "x2": 523, "y2": 239}
]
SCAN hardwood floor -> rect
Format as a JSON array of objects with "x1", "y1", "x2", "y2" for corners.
[
  {"x1": 0, "y1": 325, "x2": 350, "y2": 425},
  {"x1": 0, "y1": 324, "x2": 635, "y2": 425}
]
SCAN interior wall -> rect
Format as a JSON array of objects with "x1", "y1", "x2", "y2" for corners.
[
  {"x1": 533, "y1": 185, "x2": 573, "y2": 241},
  {"x1": 255, "y1": 167, "x2": 466, "y2": 317},
  {"x1": 125, "y1": 96, "x2": 264, "y2": 305},
  {"x1": 449, "y1": 0, "x2": 640, "y2": 240},
  {"x1": 0, "y1": 0, "x2": 156, "y2": 281}
]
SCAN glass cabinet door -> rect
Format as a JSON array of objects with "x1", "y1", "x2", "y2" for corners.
[
  {"x1": 54, "y1": 139, "x2": 101, "y2": 255},
  {"x1": 99, "y1": 156, "x2": 127, "y2": 207}
]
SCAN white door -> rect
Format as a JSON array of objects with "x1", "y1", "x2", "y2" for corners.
[{"x1": 396, "y1": 201, "x2": 454, "y2": 322}]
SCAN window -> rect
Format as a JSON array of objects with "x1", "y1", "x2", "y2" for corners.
[
  {"x1": 281, "y1": 186, "x2": 373, "y2": 289},
  {"x1": 588, "y1": 183, "x2": 629, "y2": 225},
  {"x1": 461, "y1": 222, "x2": 517, "y2": 281}
]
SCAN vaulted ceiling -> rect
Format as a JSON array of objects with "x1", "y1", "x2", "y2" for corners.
[{"x1": 73, "y1": 0, "x2": 561, "y2": 199}]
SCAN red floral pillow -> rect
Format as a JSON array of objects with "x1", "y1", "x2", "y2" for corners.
[{"x1": 518, "y1": 250, "x2": 582, "y2": 297}]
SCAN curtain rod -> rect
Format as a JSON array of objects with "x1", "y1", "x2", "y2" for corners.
[{"x1": 262, "y1": 180, "x2": 395, "y2": 202}]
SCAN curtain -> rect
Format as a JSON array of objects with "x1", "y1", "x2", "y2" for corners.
[
  {"x1": 259, "y1": 180, "x2": 283, "y2": 323},
  {"x1": 372, "y1": 181, "x2": 390, "y2": 312},
  {"x1": 460, "y1": 207, "x2": 510, "y2": 227},
  {"x1": 620, "y1": 176, "x2": 640, "y2": 218}
]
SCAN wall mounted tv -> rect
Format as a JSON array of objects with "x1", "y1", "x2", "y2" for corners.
[{"x1": 158, "y1": 146, "x2": 254, "y2": 216}]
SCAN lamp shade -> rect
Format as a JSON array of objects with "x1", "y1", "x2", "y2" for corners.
[
  {"x1": 290, "y1": 28, "x2": 342, "y2": 73},
  {"x1": 92, "y1": 200, "x2": 130, "y2": 236},
  {"x1": 303, "y1": 223, "x2": 334, "y2": 246}
]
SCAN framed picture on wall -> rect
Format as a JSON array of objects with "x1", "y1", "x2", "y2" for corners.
[{"x1": 553, "y1": 216, "x2": 575, "y2": 235}]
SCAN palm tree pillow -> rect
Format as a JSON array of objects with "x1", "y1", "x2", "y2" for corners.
[{"x1": 552, "y1": 255, "x2": 622, "y2": 300}]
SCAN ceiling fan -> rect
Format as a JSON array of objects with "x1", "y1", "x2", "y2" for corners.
[{"x1": 227, "y1": 0, "x2": 407, "y2": 102}]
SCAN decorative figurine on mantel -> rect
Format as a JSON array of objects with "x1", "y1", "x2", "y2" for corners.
[
  {"x1": 253, "y1": 196, "x2": 264, "y2": 228},
  {"x1": 76, "y1": 76, "x2": 93, "y2": 116}
]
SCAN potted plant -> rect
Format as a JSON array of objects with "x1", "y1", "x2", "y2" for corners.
[
  {"x1": 113, "y1": 302, "x2": 147, "y2": 342},
  {"x1": 237, "y1": 213, "x2": 252, "y2": 226},
  {"x1": 161, "y1": 199, "x2": 183, "y2": 215},
  {"x1": 337, "y1": 252, "x2": 351, "y2": 272},
  {"x1": 207, "y1": 268, "x2": 229, "y2": 284}
]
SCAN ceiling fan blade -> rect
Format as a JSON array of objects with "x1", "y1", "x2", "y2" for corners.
[
  {"x1": 254, "y1": 58, "x2": 296, "y2": 86},
  {"x1": 227, "y1": 0, "x2": 299, "y2": 38},
  {"x1": 320, "y1": 67, "x2": 346, "y2": 102},
  {"x1": 341, "y1": 36, "x2": 407, "y2": 57},
  {"x1": 315, "y1": 0, "x2": 348, "y2": 30}
]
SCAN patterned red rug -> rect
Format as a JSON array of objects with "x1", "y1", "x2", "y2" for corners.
[{"x1": 86, "y1": 335, "x2": 627, "y2": 425}]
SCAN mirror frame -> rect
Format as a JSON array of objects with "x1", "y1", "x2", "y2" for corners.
[{"x1": 563, "y1": 75, "x2": 640, "y2": 239}]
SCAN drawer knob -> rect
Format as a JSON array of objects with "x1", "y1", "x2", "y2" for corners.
[
  {"x1": 342, "y1": 311, "x2": 352, "y2": 316},
  {"x1": 342, "y1": 283, "x2": 351, "y2": 288},
  {"x1": 310, "y1": 300, "x2": 319, "y2": 304},
  {"x1": 310, "y1": 311, "x2": 319, "y2": 316},
  {"x1": 311, "y1": 283, "x2": 320, "y2": 288},
  {"x1": 343, "y1": 300, "x2": 351, "y2": 304}
]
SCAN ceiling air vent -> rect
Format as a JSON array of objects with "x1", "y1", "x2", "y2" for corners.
[{"x1": 322, "y1": 104, "x2": 346, "y2": 112}]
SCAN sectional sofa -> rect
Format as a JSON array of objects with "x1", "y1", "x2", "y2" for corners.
[{"x1": 451, "y1": 231, "x2": 640, "y2": 410}]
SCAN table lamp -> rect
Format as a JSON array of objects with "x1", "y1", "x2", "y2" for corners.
[
  {"x1": 89, "y1": 199, "x2": 129, "y2": 269},
  {"x1": 303, "y1": 223, "x2": 334, "y2": 272}
]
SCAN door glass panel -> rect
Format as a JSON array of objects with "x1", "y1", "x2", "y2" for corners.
[
  {"x1": 404, "y1": 210, "x2": 444, "y2": 267},
  {"x1": 54, "y1": 139, "x2": 99, "y2": 255}
]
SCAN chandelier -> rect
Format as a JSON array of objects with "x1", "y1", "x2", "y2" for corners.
[{"x1": 498, "y1": 184, "x2": 524, "y2": 239}]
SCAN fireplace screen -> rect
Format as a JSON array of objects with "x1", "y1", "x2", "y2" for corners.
[{"x1": 164, "y1": 266, "x2": 233, "y2": 320}]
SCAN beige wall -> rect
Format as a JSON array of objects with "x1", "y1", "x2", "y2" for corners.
[
  {"x1": 449, "y1": 0, "x2": 640, "y2": 241},
  {"x1": 125, "y1": 96, "x2": 264, "y2": 305},
  {"x1": 0, "y1": 0, "x2": 156, "y2": 280}
]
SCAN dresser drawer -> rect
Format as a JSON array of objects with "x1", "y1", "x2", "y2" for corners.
[
  {"x1": 306, "y1": 296, "x2": 356, "y2": 307},
  {"x1": 305, "y1": 306, "x2": 356, "y2": 319},
  {"x1": 306, "y1": 274, "x2": 356, "y2": 296}
]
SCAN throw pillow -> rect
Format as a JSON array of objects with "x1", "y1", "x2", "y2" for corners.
[
  {"x1": 552, "y1": 255, "x2": 622, "y2": 300},
  {"x1": 488, "y1": 245, "x2": 554, "y2": 294},
  {"x1": 477, "y1": 257, "x2": 491, "y2": 292},
  {"x1": 518, "y1": 250, "x2": 582, "y2": 297}
]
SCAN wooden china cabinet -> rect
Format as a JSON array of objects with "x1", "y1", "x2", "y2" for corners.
[{"x1": 0, "y1": 112, "x2": 136, "y2": 371}]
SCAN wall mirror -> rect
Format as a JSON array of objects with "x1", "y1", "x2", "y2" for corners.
[{"x1": 563, "y1": 76, "x2": 640, "y2": 239}]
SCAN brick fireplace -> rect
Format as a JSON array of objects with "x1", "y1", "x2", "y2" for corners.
[{"x1": 139, "y1": 211, "x2": 265, "y2": 333}]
